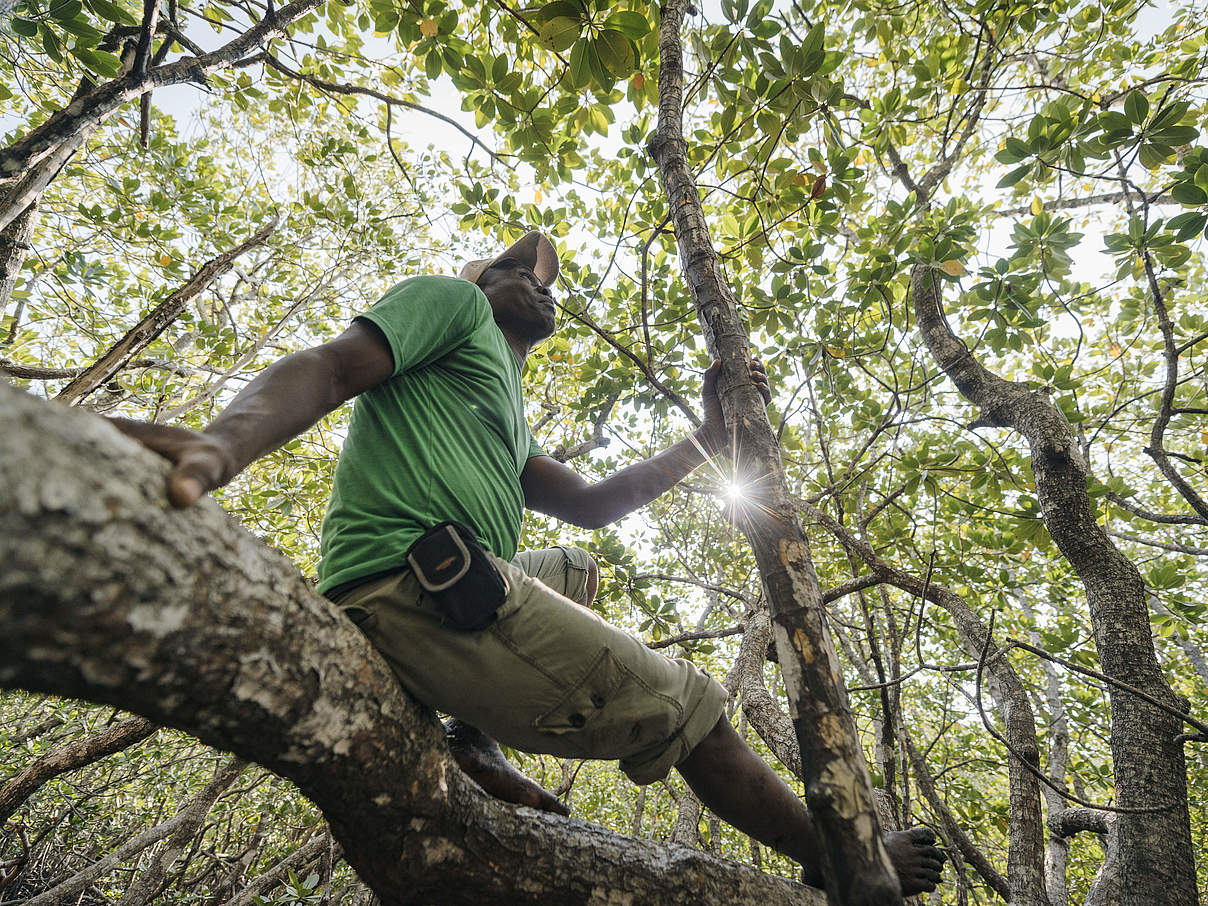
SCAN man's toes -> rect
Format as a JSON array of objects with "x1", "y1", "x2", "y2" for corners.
[
  {"x1": 919, "y1": 844, "x2": 946, "y2": 865},
  {"x1": 901, "y1": 874, "x2": 940, "y2": 896},
  {"x1": 905, "y1": 825, "x2": 937, "y2": 846},
  {"x1": 531, "y1": 787, "x2": 571, "y2": 816}
]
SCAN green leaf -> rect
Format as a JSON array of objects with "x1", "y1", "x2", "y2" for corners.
[
  {"x1": 1171, "y1": 182, "x2": 1207, "y2": 205},
  {"x1": 585, "y1": 38, "x2": 612, "y2": 85},
  {"x1": 538, "y1": 15, "x2": 580, "y2": 52},
  {"x1": 1149, "y1": 125, "x2": 1197, "y2": 146},
  {"x1": 1137, "y1": 142, "x2": 1173, "y2": 168},
  {"x1": 11, "y1": 17, "x2": 37, "y2": 36},
  {"x1": 423, "y1": 50, "x2": 441, "y2": 80},
  {"x1": 603, "y1": 11, "x2": 649, "y2": 40},
  {"x1": 40, "y1": 24, "x2": 63, "y2": 62},
  {"x1": 997, "y1": 163, "x2": 1032, "y2": 188},
  {"x1": 74, "y1": 46, "x2": 122, "y2": 77},
  {"x1": 1166, "y1": 212, "x2": 1206, "y2": 241},
  {"x1": 48, "y1": 0, "x2": 83, "y2": 20},
  {"x1": 1124, "y1": 90, "x2": 1148, "y2": 125},
  {"x1": 85, "y1": 0, "x2": 138, "y2": 24},
  {"x1": 59, "y1": 16, "x2": 102, "y2": 40},
  {"x1": 594, "y1": 30, "x2": 634, "y2": 77},
  {"x1": 801, "y1": 21, "x2": 824, "y2": 57},
  {"x1": 567, "y1": 39, "x2": 591, "y2": 89}
]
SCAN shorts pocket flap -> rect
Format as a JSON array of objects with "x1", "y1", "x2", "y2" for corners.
[{"x1": 535, "y1": 649, "x2": 623, "y2": 735}]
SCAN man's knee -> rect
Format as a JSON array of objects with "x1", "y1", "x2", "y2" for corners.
[{"x1": 582, "y1": 554, "x2": 599, "y2": 608}]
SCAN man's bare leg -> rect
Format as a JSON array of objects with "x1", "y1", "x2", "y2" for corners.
[
  {"x1": 446, "y1": 556, "x2": 598, "y2": 817},
  {"x1": 676, "y1": 717, "x2": 945, "y2": 895}
]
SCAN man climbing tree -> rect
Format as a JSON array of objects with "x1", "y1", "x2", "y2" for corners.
[{"x1": 111, "y1": 230, "x2": 946, "y2": 898}]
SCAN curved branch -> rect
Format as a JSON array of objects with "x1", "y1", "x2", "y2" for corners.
[
  {"x1": 0, "y1": 0, "x2": 326, "y2": 192},
  {"x1": 0, "y1": 715, "x2": 156, "y2": 825},
  {"x1": 255, "y1": 52, "x2": 508, "y2": 168}
]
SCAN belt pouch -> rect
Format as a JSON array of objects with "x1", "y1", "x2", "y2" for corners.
[{"x1": 406, "y1": 522, "x2": 509, "y2": 631}]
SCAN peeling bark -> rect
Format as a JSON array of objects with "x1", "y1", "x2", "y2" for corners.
[
  {"x1": 0, "y1": 383, "x2": 823, "y2": 906},
  {"x1": 910, "y1": 266, "x2": 1196, "y2": 906}
]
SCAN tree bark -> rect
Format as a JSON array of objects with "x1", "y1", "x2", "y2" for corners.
[
  {"x1": 647, "y1": 4, "x2": 901, "y2": 904},
  {"x1": 910, "y1": 265, "x2": 1197, "y2": 906},
  {"x1": 56, "y1": 218, "x2": 277, "y2": 406},
  {"x1": 0, "y1": 382, "x2": 824, "y2": 906},
  {"x1": 0, "y1": 201, "x2": 38, "y2": 313}
]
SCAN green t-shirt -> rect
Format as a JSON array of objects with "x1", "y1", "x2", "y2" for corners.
[{"x1": 316, "y1": 275, "x2": 543, "y2": 594}]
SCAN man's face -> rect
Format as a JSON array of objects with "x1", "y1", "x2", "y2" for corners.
[{"x1": 477, "y1": 257, "x2": 557, "y2": 342}]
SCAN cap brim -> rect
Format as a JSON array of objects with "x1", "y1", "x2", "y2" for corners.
[{"x1": 458, "y1": 231, "x2": 559, "y2": 287}]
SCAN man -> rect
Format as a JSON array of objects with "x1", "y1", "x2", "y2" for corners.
[{"x1": 116, "y1": 231, "x2": 944, "y2": 896}]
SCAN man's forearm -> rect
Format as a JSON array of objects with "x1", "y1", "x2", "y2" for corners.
[
  {"x1": 201, "y1": 348, "x2": 346, "y2": 481},
  {"x1": 579, "y1": 429, "x2": 716, "y2": 527}
]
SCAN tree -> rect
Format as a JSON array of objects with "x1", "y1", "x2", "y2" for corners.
[{"x1": 2, "y1": 0, "x2": 1207, "y2": 903}]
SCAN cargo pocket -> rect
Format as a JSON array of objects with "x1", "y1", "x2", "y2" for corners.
[{"x1": 534, "y1": 648, "x2": 625, "y2": 745}]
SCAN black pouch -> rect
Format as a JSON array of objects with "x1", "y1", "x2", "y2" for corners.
[{"x1": 406, "y1": 522, "x2": 509, "y2": 631}]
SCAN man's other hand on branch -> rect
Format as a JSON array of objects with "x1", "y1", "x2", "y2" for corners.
[
  {"x1": 108, "y1": 419, "x2": 234, "y2": 509},
  {"x1": 695, "y1": 358, "x2": 771, "y2": 455}
]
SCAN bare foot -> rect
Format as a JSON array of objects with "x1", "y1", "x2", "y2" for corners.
[
  {"x1": 884, "y1": 827, "x2": 946, "y2": 895},
  {"x1": 445, "y1": 719, "x2": 570, "y2": 816}
]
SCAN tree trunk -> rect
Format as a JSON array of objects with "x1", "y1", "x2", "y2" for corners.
[
  {"x1": 647, "y1": 3, "x2": 901, "y2": 904},
  {"x1": 0, "y1": 381, "x2": 823, "y2": 906},
  {"x1": 911, "y1": 265, "x2": 1197, "y2": 906}
]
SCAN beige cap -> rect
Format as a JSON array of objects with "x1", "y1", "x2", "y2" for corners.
[{"x1": 457, "y1": 231, "x2": 559, "y2": 287}]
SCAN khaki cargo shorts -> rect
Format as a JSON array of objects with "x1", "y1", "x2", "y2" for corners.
[{"x1": 329, "y1": 546, "x2": 727, "y2": 785}]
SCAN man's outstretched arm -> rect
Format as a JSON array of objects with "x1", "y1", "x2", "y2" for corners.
[
  {"x1": 521, "y1": 360, "x2": 769, "y2": 529},
  {"x1": 110, "y1": 322, "x2": 394, "y2": 507}
]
